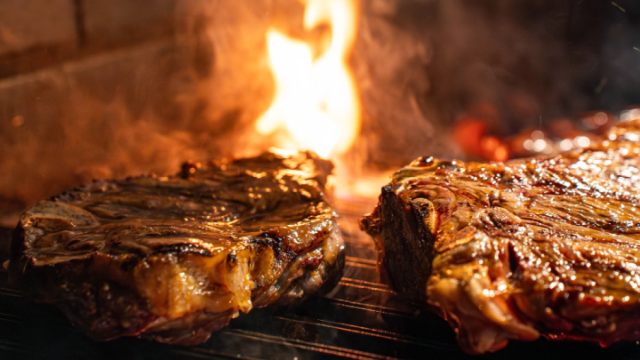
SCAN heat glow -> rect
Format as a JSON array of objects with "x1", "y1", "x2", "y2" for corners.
[{"x1": 256, "y1": 0, "x2": 360, "y2": 159}]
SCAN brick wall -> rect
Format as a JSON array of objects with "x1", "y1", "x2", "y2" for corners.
[{"x1": 0, "y1": 0, "x2": 277, "y2": 226}]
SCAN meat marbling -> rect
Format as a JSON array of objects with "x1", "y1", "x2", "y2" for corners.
[
  {"x1": 9, "y1": 150, "x2": 344, "y2": 345},
  {"x1": 361, "y1": 120, "x2": 640, "y2": 353}
]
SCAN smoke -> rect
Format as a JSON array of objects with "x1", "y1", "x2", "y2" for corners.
[
  {"x1": 0, "y1": 1, "x2": 276, "y2": 226},
  {"x1": 349, "y1": 0, "x2": 463, "y2": 169},
  {"x1": 0, "y1": 49, "x2": 211, "y2": 226},
  {"x1": 349, "y1": 0, "x2": 591, "y2": 167},
  {"x1": 1, "y1": 0, "x2": 639, "y2": 224}
]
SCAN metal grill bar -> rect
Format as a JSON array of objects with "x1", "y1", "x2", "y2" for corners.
[
  {"x1": 225, "y1": 329, "x2": 395, "y2": 360},
  {"x1": 175, "y1": 346, "x2": 266, "y2": 360},
  {"x1": 274, "y1": 314, "x2": 451, "y2": 350},
  {"x1": 345, "y1": 257, "x2": 377, "y2": 266},
  {"x1": 315, "y1": 298, "x2": 414, "y2": 319},
  {"x1": 337, "y1": 279, "x2": 394, "y2": 294}
]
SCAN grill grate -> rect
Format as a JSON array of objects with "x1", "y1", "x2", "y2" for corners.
[{"x1": 2, "y1": 200, "x2": 640, "y2": 359}]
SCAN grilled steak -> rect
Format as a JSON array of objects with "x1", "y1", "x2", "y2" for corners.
[
  {"x1": 9, "y1": 150, "x2": 344, "y2": 345},
  {"x1": 360, "y1": 120, "x2": 640, "y2": 354}
]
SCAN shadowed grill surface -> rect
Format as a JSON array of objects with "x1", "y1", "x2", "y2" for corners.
[{"x1": 2, "y1": 199, "x2": 640, "y2": 359}]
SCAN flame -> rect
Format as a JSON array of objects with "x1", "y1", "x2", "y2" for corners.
[{"x1": 256, "y1": 0, "x2": 360, "y2": 158}]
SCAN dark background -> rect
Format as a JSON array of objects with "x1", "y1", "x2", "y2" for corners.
[{"x1": 354, "y1": 0, "x2": 640, "y2": 167}]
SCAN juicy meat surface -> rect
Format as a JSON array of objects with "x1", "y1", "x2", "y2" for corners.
[
  {"x1": 361, "y1": 120, "x2": 640, "y2": 354},
  {"x1": 9, "y1": 150, "x2": 344, "y2": 345}
]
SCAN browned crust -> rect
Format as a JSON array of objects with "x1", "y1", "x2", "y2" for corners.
[
  {"x1": 9, "y1": 150, "x2": 344, "y2": 345},
  {"x1": 361, "y1": 120, "x2": 640, "y2": 353}
]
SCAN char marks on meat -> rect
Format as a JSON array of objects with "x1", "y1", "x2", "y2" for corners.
[
  {"x1": 9, "y1": 150, "x2": 344, "y2": 345},
  {"x1": 360, "y1": 120, "x2": 640, "y2": 354}
]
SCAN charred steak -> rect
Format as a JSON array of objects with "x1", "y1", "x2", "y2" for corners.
[
  {"x1": 361, "y1": 120, "x2": 640, "y2": 353},
  {"x1": 9, "y1": 150, "x2": 344, "y2": 345}
]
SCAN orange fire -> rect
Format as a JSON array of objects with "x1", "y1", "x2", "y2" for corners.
[{"x1": 256, "y1": 0, "x2": 361, "y2": 159}]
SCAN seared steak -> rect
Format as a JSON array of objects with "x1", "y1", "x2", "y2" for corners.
[
  {"x1": 361, "y1": 120, "x2": 640, "y2": 353},
  {"x1": 9, "y1": 150, "x2": 344, "y2": 345}
]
